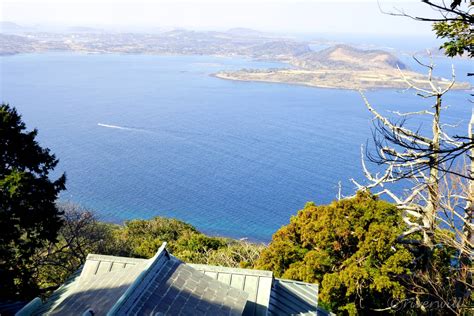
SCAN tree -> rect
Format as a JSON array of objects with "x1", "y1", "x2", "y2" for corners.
[
  {"x1": 31, "y1": 203, "x2": 121, "y2": 295},
  {"x1": 0, "y1": 104, "x2": 66, "y2": 299},
  {"x1": 255, "y1": 192, "x2": 414, "y2": 315},
  {"x1": 352, "y1": 64, "x2": 473, "y2": 313}
]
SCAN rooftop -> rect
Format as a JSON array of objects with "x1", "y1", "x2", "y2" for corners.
[{"x1": 16, "y1": 242, "x2": 329, "y2": 316}]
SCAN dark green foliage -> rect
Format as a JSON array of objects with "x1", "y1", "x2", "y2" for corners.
[
  {"x1": 255, "y1": 192, "x2": 414, "y2": 315},
  {"x1": 0, "y1": 104, "x2": 66, "y2": 299},
  {"x1": 176, "y1": 233, "x2": 228, "y2": 254}
]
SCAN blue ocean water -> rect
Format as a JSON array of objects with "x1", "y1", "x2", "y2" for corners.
[{"x1": 0, "y1": 53, "x2": 471, "y2": 241}]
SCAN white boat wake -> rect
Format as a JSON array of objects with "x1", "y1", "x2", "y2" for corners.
[
  {"x1": 98, "y1": 123, "x2": 127, "y2": 129},
  {"x1": 97, "y1": 123, "x2": 189, "y2": 141},
  {"x1": 97, "y1": 123, "x2": 148, "y2": 133}
]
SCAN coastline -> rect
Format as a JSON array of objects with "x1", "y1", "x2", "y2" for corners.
[{"x1": 212, "y1": 70, "x2": 472, "y2": 91}]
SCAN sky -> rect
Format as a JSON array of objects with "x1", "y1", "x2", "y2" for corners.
[{"x1": 1, "y1": 0, "x2": 441, "y2": 35}]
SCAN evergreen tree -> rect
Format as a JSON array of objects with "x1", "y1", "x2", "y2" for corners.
[
  {"x1": 255, "y1": 192, "x2": 414, "y2": 315},
  {"x1": 0, "y1": 104, "x2": 65, "y2": 299}
]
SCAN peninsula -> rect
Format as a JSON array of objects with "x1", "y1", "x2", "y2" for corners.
[{"x1": 214, "y1": 45, "x2": 470, "y2": 90}]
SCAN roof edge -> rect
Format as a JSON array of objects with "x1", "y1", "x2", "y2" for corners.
[
  {"x1": 106, "y1": 242, "x2": 168, "y2": 316},
  {"x1": 276, "y1": 278, "x2": 319, "y2": 289},
  {"x1": 85, "y1": 254, "x2": 147, "y2": 264},
  {"x1": 15, "y1": 297, "x2": 41, "y2": 316}
]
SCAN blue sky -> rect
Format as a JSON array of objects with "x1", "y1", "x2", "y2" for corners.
[{"x1": 1, "y1": 0, "x2": 440, "y2": 35}]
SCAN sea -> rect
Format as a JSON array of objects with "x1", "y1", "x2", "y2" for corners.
[{"x1": 0, "y1": 44, "x2": 472, "y2": 242}]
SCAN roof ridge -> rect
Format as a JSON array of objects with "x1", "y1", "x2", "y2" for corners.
[
  {"x1": 276, "y1": 277, "x2": 319, "y2": 288},
  {"x1": 188, "y1": 263, "x2": 274, "y2": 277},
  {"x1": 106, "y1": 242, "x2": 168, "y2": 316},
  {"x1": 85, "y1": 253, "x2": 147, "y2": 264}
]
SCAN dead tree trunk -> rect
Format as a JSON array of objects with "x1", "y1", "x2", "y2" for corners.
[
  {"x1": 424, "y1": 94, "x2": 442, "y2": 249},
  {"x1": 466, "y1": 110, "x2": 474, "y2": 252}
]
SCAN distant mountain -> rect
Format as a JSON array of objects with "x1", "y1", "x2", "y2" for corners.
[
  {"x1": 246, "y1": 41, "x2": 311, "y2": 58},
  {"x1": 0, "y1": 21, "x2": 34, "y2": 33},
  {"x1": 0, "y1": 33, "x2": 71, "y2": 55},
  {"x1": 212, "y1": 43, "x2": 466, "y2": 91},
  {"x1": 0, "y1": 34, "x2": 35, "y2": 55},
  {"x1": 0, "y1": 29, "x2": 405, "y2": 73},
  {"x1": 0, "y1": 30, "x2": 408, "y2": 73},
  {"x1": 0, "y1": 29, "x2": 306, "y2": 59},
  {"x1": 294, "y1": 44, "x2": 407, "y2": 70}
]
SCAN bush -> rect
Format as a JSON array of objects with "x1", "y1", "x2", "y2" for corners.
[{"x1": 111, "y1": 216, "x2": 265, "y2": 269}]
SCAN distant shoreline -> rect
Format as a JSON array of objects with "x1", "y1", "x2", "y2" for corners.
[{"x1": 212, "y1": 70, "x2": 471, "y2": 91}]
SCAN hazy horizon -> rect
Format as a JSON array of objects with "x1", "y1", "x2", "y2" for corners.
[{"x1": 1, "y1": 0, "x2": 443, "y2": 36}]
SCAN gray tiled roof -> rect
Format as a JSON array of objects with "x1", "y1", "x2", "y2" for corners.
[
  {"x1": 29, "y1": 252, "x2": 149, "y2": 315},
  {"x1": 80, "y1": 253, "x2": 146, "y2": 278},
  {"x1": 115, "y1": 256, "x2": 248, "y2": 315},
  {"x1": 49, "y1": 261, "x2": 145, "y2": 315},
  {"x1": 19, "y1": 253, "x2": 149, "y2": 316},
  {"x1": 18, "y1": 243, "x2": 248, "y2": 316},
  {"x1": 17, "y1": 242, "x2": 328, "y2": 316},
  {"x1": 189, "y1": 264, "x2": 273, "y2": 316}
]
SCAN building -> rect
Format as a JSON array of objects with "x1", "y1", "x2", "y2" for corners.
[{"x1": 17, "y1": 243, "x2": 329, "y2": 315}]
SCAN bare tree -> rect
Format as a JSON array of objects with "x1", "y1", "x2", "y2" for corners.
[
  {"x1": 353, "y1": 61, "x2": 472, "y2": 246},
  {"x1": 351, "y1": 61, "x2": 473, "y2": 313},
  {"x1": 30, "y1": 203, "x2": 119, "y2": 295}
]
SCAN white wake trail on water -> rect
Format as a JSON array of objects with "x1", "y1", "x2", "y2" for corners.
[
  {"x1": 98, "y1": 123, "x2": 128, "y2": 130},
  {"x1": 97, "y1": 123, "x2": 189, "y2": 140},
  {"x1": 97, "y1": 123, "x2": 149, "y2": 133}
]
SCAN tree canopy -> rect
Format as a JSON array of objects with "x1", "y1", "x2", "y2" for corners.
[
  {"x1": 255, "y1": 192, "x2": 414, "y2": 315},
  {"x1": 0, "y1": 104, "x2": 66, "y2": 299}
]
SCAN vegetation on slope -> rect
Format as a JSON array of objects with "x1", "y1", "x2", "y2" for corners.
[{"x1": 32, "y1": 203, "x2": 265, "y2": 297}]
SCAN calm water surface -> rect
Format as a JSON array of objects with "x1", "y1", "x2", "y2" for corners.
[{"x1": 0, "y1": 53, "x2": 471, "y2": 241}]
